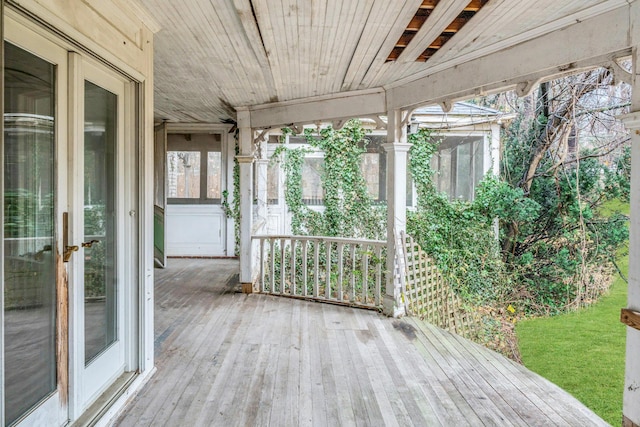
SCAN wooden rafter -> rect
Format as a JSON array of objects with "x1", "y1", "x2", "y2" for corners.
[
  {"x1": 387, "y1": 0, "x2": 489, "y2": 63},
  {"x1": 419, "y1": 0, "x2": 439, "y2": 10}
]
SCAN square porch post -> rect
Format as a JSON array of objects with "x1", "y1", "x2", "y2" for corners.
[
  {"x1": 621, "y1": 45, "x2": 640, "y2": 427},
  {"x1": 382, "y1": 109, "x2": 411, "y2": 317},
  {"x1": 236, "y1": 108, "x2": 254, "y2": 292}
]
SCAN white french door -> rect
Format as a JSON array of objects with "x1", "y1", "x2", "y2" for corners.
[
  {"x1": 3, "y1": 17, "x2": 69, "y2": 427},
  {"x1": 70, "y1": 58, "x2": 129, "y2": 409},
  {"x1": 2, "y1": 12, "x2": 137, "y2": 427}
]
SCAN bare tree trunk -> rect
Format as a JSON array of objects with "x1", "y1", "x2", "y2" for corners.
[{"x1": 502, "y1": 69, "x2": 612, "y2": 255}]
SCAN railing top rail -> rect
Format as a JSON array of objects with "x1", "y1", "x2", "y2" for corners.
[{"x1": 252, "y1": 234, "x2": 387, "y2": 246}]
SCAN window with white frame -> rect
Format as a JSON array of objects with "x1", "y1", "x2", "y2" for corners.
[
  {"x1": 284, "y1": 135, "x2": 327, "y2": 206},
  {"x1": 359, "y1": 135, "x2": 386, "y2": 203},
  {"x1": 167, "y1": 133, "x2": 223, "y2": 203},
  {"x1": 301, "y1": 156, "x2": 324, "y2": 205},
  {"x1": 267, "y1": 159, "x2": 280, "y2": 205},
  {"x1": 274, "y1": 133, "x2": 415, "y2": 207},
  {"x1": 431, "y1": 134, "x2": 487, "y2": 201},
  {"x1": 359, "y1": 134, "x2": 415, "y2": 206}
]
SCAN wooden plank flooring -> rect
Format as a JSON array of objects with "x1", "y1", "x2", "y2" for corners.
[{"x1": 116, "y1": 258, "x2": 608, "y2": 427}]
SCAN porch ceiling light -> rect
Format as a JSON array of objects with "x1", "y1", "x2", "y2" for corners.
[{"x1": 408, "y1": 118, "x2": 420, "y2": 134}]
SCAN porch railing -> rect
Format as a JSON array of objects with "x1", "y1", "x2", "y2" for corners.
[{"x1": 252, "y1": 235, "x2": 386, "y2": 309}]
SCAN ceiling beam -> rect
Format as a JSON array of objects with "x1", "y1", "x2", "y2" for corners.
[
  {"x1": 387, "y1": 4, "x2": 634, "y2": 110},
  {"x1": 396, "y1": 0, "x2": 470, "y2": 63},
  {"x1": 247, "y1": 88, "x2": 386, "y2": 129}
]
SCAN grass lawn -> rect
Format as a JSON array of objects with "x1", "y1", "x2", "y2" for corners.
[{"x1": 516, "y1": 201, "x2": 628, "y2": 426}]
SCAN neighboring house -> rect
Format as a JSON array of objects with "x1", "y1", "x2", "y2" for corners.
[{"x1": 265, "y1": 102, "x2": 505, "y2": 236}]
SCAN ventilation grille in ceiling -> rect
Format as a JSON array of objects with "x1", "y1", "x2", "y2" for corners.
[{"x1": 387, "y1": 0, "x2": 488, "y2": 62}]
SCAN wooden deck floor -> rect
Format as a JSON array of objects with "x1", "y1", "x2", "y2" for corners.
[{"x1": 115, "y1": 258, "x2": 608, "y2": 427}]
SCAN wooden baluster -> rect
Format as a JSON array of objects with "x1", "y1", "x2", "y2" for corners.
[
  {"x1": 362, "y1": 249, "x2": 369, "y2": 305},
  {"x1": 290, "y1": 238, "x2": 297, "y2": 295},
  {"x1": 325, "y1": 241, "x2": 332, "y2": 299},
  {"x1": 350, "y1": 244, "x2": 356, "y2": 303},
  {"x1": 260, "y1": 238, "x2": 265, "y2": 292},
  {"x1": 269, "y1": 238, "x2": 276, "y2": 293},
  {"x1": 280, "y1": 238, "x2": 286, "y2": 294},
  {"x1": 337, "y1": 242, "x2": 344, "y2": 301},
  {"x1": 302, "y1": 239, "x2": 308, "y2": 297},
  {"x1": 375, "y1": 245, "x2": 382, "y2": 306},
  {"x1": 313, "y1": 240, "x2": 320, "y2": 298}
]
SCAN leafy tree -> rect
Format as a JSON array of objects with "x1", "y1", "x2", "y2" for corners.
[
  {"x1": 407, "y1": 67, "x2": 630, "y2": 313},
  {"x1": 497, "y1": 70, "x2": 630, "y2": 311}
]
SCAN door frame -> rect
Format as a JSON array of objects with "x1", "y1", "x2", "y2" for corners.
[{"x1": 154, "y1": 122, "x2": 168, "y2": 267}]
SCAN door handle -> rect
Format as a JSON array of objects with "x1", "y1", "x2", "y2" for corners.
[
  {"x1": 64, "y1": 245, "x2": 79, "y2": 262},
  {"x1": 62, "y1": 212, "x2": 78, "y2": 263},
  {"x1": 81, "y1": 239, "x2": 100, "y2": 248}
]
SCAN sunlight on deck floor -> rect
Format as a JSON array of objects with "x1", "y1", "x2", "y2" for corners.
[{"x1": 115, "y1": 258, "x2": 607, "y2": 426}]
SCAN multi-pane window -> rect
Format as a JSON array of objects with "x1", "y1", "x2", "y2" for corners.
[
  {"x1": 267, "y1": 160, "x2": 280, "y2": 204},
  {"x1": 167, "y1": 133, "x2": 222, "y2": 203},
  {"x1": 167, "y1": 151, "x2": 201, "y2": 198},
  {"x1": 272, "y1": 132, "x2": 487, "y2": 208},
  {"x1": 359, "y1": 135, "x2": 386, "y2": 202},
  {"x1": 301, "y1": 156, "x2": 324, "y2": 205},
  {"x1": 361, "y1": 152, "x2": 380, "y2": 198},
  {"x1": 431, "y1": 135, "x2": 486, "y2": 201},
  {"x1": 358, "y1": 135, "x2": 415, "y2": 205},
  {"x1": 207, "y1": 152, "x2": 222, "y2": 199}
]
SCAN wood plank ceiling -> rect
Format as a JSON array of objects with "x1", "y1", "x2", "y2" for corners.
[{"x1": 138, "y1": 0, "x2": 617, "y2": 123}]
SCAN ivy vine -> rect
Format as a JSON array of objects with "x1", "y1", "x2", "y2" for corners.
[
  {"x1": 271, "y1": 145, "x2": 310, "y2": 235},
  {"x1": 221, "y1": 129, "x2": 240, "y2": 255},
  {"x1": 273, "y1": 120, "x2": 385, "y2": 240}
]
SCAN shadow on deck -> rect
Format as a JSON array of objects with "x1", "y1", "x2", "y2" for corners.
[{"x1": 116, "y1": 258, "x2": 606, "y2": 426}]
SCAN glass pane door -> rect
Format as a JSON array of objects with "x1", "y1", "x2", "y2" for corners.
[
  {"x1": 79, "y1": 60, "x2": 127, "y2": 409},
  {"x1": 83, "y1": 81, "x2": 118, "y2": 364},
  {"x1": 3, "y1": 41, "x2": 57, "y2": 426}
]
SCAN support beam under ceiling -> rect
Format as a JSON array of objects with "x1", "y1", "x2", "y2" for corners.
[
  {"x1": 386, "y1": 4, "x2": 635, "y2": 110},
  {"x1": 248, "y1": 88, "x2": 386, "y2": 129}
]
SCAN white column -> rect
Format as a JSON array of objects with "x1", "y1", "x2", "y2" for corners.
[
  {"x1": 622, "y1": 46, "x2": 640, "y2": 427},
  {"x1": 382, "y1": 109, "x2": 411, "y2": 317},
  {"x1": 236, "y1": 108, "x2": 254, "y2": 292}
]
